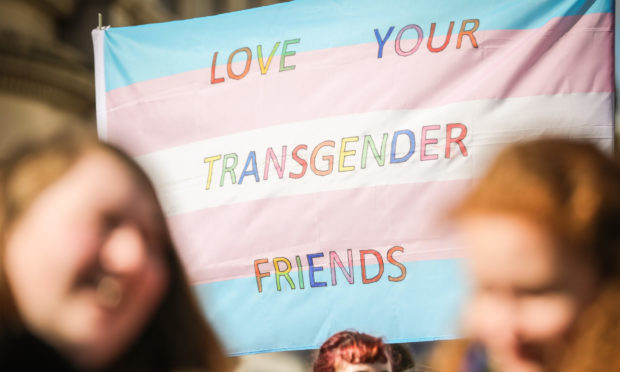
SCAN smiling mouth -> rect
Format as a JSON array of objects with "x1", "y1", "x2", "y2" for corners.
[
  {"x1": 76, "y1": 271, "x2": 124, "y2": 310},
  {"x1": 95, "y1": 277, "x2": 123, "y2": 309}
]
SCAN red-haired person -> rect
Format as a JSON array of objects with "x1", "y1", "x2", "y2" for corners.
[
  {"x1": 314, "y1": 330, "x2": 393, "y2": 372},
  {"x1": 432, "y1": 138, "x2": 620, "y2": 372}
]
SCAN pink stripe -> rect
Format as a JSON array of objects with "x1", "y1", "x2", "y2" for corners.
[
  {"x1": 106, "y1": 13, "x2": 613, "y2": 157},
  {"x1": 168, "y1": 179, "x2": 472, "y2": 284}
]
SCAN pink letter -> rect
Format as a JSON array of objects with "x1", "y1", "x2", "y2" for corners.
[{"x1": 421, "y1": 125, "x2": 440, "y2": 161}]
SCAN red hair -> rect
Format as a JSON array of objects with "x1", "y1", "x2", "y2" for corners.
[{"x1": 314, "y1": 331, "x2": 392, "y2": 372}]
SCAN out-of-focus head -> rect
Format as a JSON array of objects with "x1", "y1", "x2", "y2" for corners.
[
  {"x1": 314, "y1": 330, "x2": 393, "y2": 372},
  {"x1": 389, "y1": 344, "x2": 415, "y2": 372},
  {"x1": 0, "y1": 126, "x2": 228, "y2": 371},
  {"x1": 0, "y1": 126, "x2": 168, "y2": 368},
  {"x1": 453, "y1": 138, "x2": 620, "y2": 372}
]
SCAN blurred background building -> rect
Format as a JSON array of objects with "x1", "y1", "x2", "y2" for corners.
[{"x1": 0, "y1": 0, "x2": 286, "y2": 158}]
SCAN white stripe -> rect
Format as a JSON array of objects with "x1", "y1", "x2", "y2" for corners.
[
  {"x1": 135, "y1": 93, "x2": 613, "y2": 216},
  {"x1": 92, "y1": 28, "x2": 108, "y2": 141}
]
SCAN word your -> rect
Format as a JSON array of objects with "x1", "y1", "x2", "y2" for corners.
[
  {"x1": 254, "y1": 246, "x2": 407, "y2": 293},
  {"x1": 210, "y1": 38, "x2": 300, "y2": 84},
  {"x1": 374, "y1": 19, "x2": 479, "y2": 58},
  {"x1": 203, "y1": 123, "x2": 469, "y2": 190}
]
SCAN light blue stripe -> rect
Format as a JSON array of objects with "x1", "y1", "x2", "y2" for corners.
[
  {"x1": 193, "y1": 258, "x2": 469, "y2": 355},
  {"x1": 103, "y1": 0, "x2": 611, "y2": 91}
]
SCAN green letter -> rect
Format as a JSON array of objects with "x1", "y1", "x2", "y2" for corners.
[
  {"x1": 280, "y1": 38, "x2": 300, "y2": 72},
  {"x1": 361, "y1": 133, "x2": 388, "y2": 169},
  {"x1": 220, "y1": 153, "x2": 238, "y2": 187}
]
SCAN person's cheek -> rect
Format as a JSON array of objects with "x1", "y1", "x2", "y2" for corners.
[
  {"x1": 466, "y1": 294, "x2": 503, "y2": 339},
  {"x1": 140, "y1": 257, "x2": 169, "y2": 313},
  {"x1": 519, "y1": 296, "x2": 576, "y2": 341},
  {"x1": 57, "y1": 217, "x2": 102, "y2": 277},
  {"x1": 114, "y1": 257, "x2": 168, "y2": 350}
]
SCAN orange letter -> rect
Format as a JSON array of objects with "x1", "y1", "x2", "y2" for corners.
[
  {"x1": 427, "y1": 21, "x2": 454, "y2": 53},
  {"x1": 211, "y1": 52, "x2": 224, "y2": 84},
  {"x1": 387, "y1": 246, "x2": 407, "y2": 282},
  {"x1": 457, "y1": 19, "x2": 479, "y2": 49},
  {"x1": 254, "y1": 258, "x2": 270, "y2": 293},
  {"x1": 360, "y1": 249, "x2": 384, "y2": 284},
  {"x1": 227, "y1": 47, "x2": 252, "y2": 80},
  {"x1": 310, "y1": 141, "x2": 335, "y2": 176}
]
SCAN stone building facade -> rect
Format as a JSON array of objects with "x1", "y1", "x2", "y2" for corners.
[{"x1": 0, "y1": 0, "x2": 286, "y2": 157}]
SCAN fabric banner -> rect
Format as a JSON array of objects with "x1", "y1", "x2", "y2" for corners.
[{"x1": 92, "y1": 0, "x2": 614, "y2": 355}]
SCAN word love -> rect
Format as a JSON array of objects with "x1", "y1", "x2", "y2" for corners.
[
  {"x1": 210, "y1": 38, "x2": 301, "y2": 84},
  {"x1": 254, "y1": 247, "x2": 407, "y2": 293},
  {"x1": 374, "y1": 19, "x2": 480, "y2": 58}
]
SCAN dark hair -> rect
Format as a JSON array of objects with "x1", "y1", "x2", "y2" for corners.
[
  {"x1": 314, "y1": 330, "x2": 392, "y2": 372},
  {"x1": 0, "y1": 125, "x2": 229, "y2": 371},
  {"x1": 389, "y1": 344, "x2": 415, "y2": 371}
]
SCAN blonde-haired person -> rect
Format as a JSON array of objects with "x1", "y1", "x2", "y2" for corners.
[
  {"x1": 431, "y1": 138, "x2": 620, "y2": 372},
  {"x1": 0, "y1": 125, "x2": 230, "y2": 371}
]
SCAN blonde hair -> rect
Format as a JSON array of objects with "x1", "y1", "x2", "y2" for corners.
[{"x1": 0, "y1": 125, "x2": 230, "y2": 371}]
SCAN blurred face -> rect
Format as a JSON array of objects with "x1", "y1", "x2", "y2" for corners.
[
  {"x1": 335, "y1": 360, "x2": 392, "y2": 372},
  {"x1": 4, "y1": 150, "x2": 169, "y2": 368},
  {"x1": 460, "y1": 215, "x2": 597, "y2": 372}
]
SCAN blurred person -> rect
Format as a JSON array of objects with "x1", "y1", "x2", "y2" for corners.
[
  {"x1": 431, "y1": 138, "x2": 620, "y2": 372},
  {"x1": 0, "y1": 125, "x2": 230, "y2": 371},
  {"x1": 314, "y1": 330, "x2": 393, "y2": 372},
  {"x1": 389, "y1": 344, "x2": 415, "y2": 372}
]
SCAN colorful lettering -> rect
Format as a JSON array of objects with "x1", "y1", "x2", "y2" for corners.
[
  {"x1": 307, "y1": 253, "x2": 327, "y2": 288},
  {"x1": 310, "y1": 140, "x2": 335, "y2": 176},
  {"x1": 387, "y1": 246, "x2": 407, "y2": 282},
  {"x1": 210, "y1": 52, "x2": 225, "y2": 84},
  {"x1": 361, "y1": 133, "x2": 388, "y2": 169},
  {"x1": 257, "y1": 41, "x2": 281, "y2": 74},
  {"x1": 280, "y1": 38, "x2": 300, "y2": 72},
  {"x1": 254, "y1": 246, "x2": 408, "y2": 292},
  {"x1": 428, "y1": 21, "x2": 455, "y2": 53},
  {"x1": 374, "y1": 26, "x2": 394, "y2": 58},
  {"x1": 457, "y1": 19, "x2": 480, "y2": 49},
  {"x1": 227, "y1": 47, "x2": 252, "y2": 80},
  {"x1": 390, "y1": 130, "x2": 415, "y2": 163},
  {"x1": 264, "y1": 146, "x2": 286, "y2": 180},
  {"x1": 395, "y1": 24, "x2": 423, "y2": 56},
  {"x1": 289, "y1": 144, "x2": 308, "y2": 179},
  {"x1": 339, "y1": 136, "x2": 359, "y2": 172},
  {"x1": 296, "y1": 255, "x2": 305, "y2": 290},
  {"x1": 330, "y1": 250, "x2": 354, "y2": 285},
  {"x1": 273, "y1": 257, "x2": 295, "y2": 291},
  {"x1": 220, "y1": 153, "x2": 238, "y2": 186},
  {"x1": 239, "y1": 151, "x2": 259, "y2": 184},
  {"x1": 203, "y1": 154, "x2": 222, "y2": 190},
  {"x1": 203, "y1": 123, "x2": 470, "y2": 190},
  {"x1": 254, "y1": 258, "x2": 270, "y2": 293},
  {"x1": 421, "y1": 125, "x2": 440, "y2": 161},
  {"x1": 445, "y1": 123, "x2": 469, "y2": 158},
  {"x1": 360, "y1": 249, "x2": 384, "y2": 284}
]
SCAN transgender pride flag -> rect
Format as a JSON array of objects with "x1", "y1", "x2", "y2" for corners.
[{"x1": 92, "y1": 0, "x2": 614, "y2": 355}]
